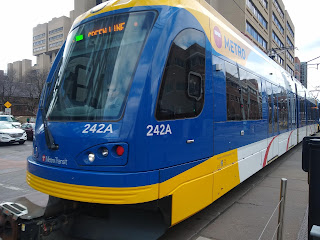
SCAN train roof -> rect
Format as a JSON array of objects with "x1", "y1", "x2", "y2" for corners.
[{"x1": 72, "y1": 0, "x2": 314, "y2": 101}]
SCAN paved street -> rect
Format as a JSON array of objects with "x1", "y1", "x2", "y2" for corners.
[{"x1": 0, "y1": 141, "x2": 38, "y2": 201}]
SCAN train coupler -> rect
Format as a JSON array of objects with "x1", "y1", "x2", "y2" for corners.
[{"x1": 0, "y1": 198, "x2": 72, "y2": 240}]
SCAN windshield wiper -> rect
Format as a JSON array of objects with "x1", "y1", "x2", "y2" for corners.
[
  {"x1": 40, "y1": 82, "x2": 59, "y2": 151},
  {"x1": 39, "y1": 59, "x2": 63, "y2": 151}
]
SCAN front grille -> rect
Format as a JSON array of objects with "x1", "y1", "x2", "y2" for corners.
[{"x1": 9, "y1": 133, "x2": 23, "y2": 138}]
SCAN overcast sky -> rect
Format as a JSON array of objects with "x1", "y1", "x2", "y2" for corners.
[
  {"x1": 0, "y1": 0, "x2": 319, "y2": 90},
  {"x1": 282, "y1": 0, "x2": 320, "y2": 92},
  {"x1": 0, "y1": 0, "x2": 73, "y2": 71}
]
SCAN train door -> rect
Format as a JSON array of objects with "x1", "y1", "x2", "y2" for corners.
[
  {"x1": 266, "y1": 81, "x2": 273, "y2": 137},
  {"x1": 299, "y1": 92, "x2": 307, "y2": 142},
  {"x1": 287, "y1": 91, "x2": 295, "y2": 148},
  {"x1": 271, "y1": 84, "x2": 279, "y2": 159},
  {"x1": 266, "y1": 81, "x2": 278, "y2": 162},
  {"x1": 291, "y1": 91, "x2": 298, "y2": 146},
  {"x1": 154, "y1": 28, "x2": 213, "y2": 169}
]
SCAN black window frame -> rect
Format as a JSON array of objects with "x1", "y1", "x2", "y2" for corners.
[{"x1": 155, "y1": 28, "x2": 206, "y2": 121}]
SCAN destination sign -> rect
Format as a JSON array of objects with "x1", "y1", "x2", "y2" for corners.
[{"x1": 88, "y1": 22, "x2": 126, "y2": 37}]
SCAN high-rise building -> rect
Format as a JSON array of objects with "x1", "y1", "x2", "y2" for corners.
[
  {"x1": 32, "y1": 0, "x2": 108, "y2": 72},
  {"x1": 207, "y1": 0, "x2": 295, "y2": 74},
  {"x1": 6, "y1": 59, "x2": 32, "y2": 82},
  {"x1": 47, "y1": 17, "x2": 72, "y2": 62},
  {"x1": 33, "y1": 16, "x2": 72, "y2": 70},
  {"x1": 13, "y1": 61, "x2": 22, "y2": 82},
  {"x1": 33, "y1": 23, "x2": 47, "y2": 57},
  {"x1": 22, "y1": 59, "x2": 32, "y2": 78},
  {"x1": 70, "y1": 0, "x2": 99, "y2": 23},
  {"x1": 294, "y1": 57, "x2": 301, "y2": 82},
  {"x1": 70, "y1": 0, "x2": 109, "y2": 22},
  {"x1": 300, "y1": 62, "x2": 308, "y2": 89},
  {"x1": 7, "y1": 63, "x2": 13, "y2": 74}
]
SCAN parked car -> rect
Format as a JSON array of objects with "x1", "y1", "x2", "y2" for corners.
[
  {"x1": 21, "y1": 123, "x2": 35, "y2": 140},
  {"x1": 0, "y1": 115, "x2": 21, "y2": 128},
  {"x1": 0, "y1": 121, "x2": 27, "y2": 144}
]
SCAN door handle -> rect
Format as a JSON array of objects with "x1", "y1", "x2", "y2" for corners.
[{"x1": 186, "y1": 139, "x2": 195, "y2": 144}]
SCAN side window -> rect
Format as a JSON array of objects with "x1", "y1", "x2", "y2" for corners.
[
  {"x1": 278, "y1": 87, "x2": 288, "y2": 131},
  {"x1": 266, "y1": 81, "x2": 273, "y2": 134},
  {"x1": 308, "y1": 101, "x2": 313, "y2": 124},
  {"x1": 239, "y1": 69, "x2": 262, "y2": 120},
  {"x1": 272, "y1": 84, "x2": 279, "y2": 133},
  {"x1": 300, "y1": 96, "x2": 305, "y2": 127},
  {"x1": 292, "y1": 94, "x2": 296, "y2": 127},
  {"x1": 288, "y1": 92, "x2": 292, "y2": 129},
  {"x1": 226, "y1": 62, "x2": 242, "y2": 121},
  {"x1": 314, "y1": 104, "x2": 316, "y2": 122},
  {"x1": 156, "y1": 29, "x2": 205, "y2": 120}
]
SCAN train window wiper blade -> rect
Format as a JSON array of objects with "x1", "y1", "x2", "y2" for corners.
[
  {"x1": 42, "y1": 107, "x2": 59, "y2": 151},
  {"x1": 40, "y1": 63, "x2": 62, "y2": 151}
]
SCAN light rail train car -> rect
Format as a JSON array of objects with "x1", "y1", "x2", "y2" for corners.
[{"x1": 23, "y1": 0, "x2": 318, "y2": 238}]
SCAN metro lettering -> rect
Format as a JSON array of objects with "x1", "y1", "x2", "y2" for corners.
[{"x1": 224, "y1": 36, "x2": 246, "y2": 60}]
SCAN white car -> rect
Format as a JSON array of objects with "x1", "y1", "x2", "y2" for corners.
[
  {"x1": 0, "y1": 121, "x2": 27, "y2": 144},
  {"x1": 0, "y1": 115, "x2": 21, "y2": 128}
]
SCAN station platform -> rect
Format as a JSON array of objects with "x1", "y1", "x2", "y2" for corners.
[{"x1": 160, "y1": 136, "x2": 311, "y2": 240}]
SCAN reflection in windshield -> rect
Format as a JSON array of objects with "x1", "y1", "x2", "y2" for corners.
[{"x1": 46, "y1": 11, "x2": 156, "y2": 121}]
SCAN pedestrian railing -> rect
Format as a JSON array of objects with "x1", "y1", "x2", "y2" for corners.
[{"x1": 258, "y1": 178, "x2": 287, "y2": 240}]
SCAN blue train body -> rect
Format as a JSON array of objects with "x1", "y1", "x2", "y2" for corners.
[{"x1": 27, "y1": 0, "x2": 318, "y2": 227}]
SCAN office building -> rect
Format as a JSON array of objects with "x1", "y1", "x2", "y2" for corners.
[
  {"x1": 70, "y1": 0, "x2": 109, "y2": 22},
  {"x1": 47, "y1": 17, "x2": 72, "y2": 62},
  {"x1": 300, "y1": 62, "x2": 307, "y2": 89},
  {"x1": 13, "y1": 61, "x2": 22, "y2": 82},
  {"x1": 207, "y1": 0, "x2": 295, "y2": 74},
  {"x1": 33, "y1": 16, "x2": 72, "y2": 70},
  {"x1": 32, "y1": 0, "x2": 109, "y2": 71},
  {"x1": 33, "y1": 23, "x2": 48, "y2": 56},
  {"x1": 71, "y1": 0, "x2": 99, "y2": 23},
  {"x1": 294, "y1": 57, "x2": 301, "y2": 82},
  {"x1": 22, "y1": 59, "x2": 32, "y2": 77},
  {"x1": 7, "y1": 63, "x2": 13, "y2": 74},
  {"x1": 6, "y1": 59, "x2": 32, "y2": 82}
]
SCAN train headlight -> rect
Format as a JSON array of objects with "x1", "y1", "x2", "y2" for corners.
[
  {"x1": 88, "y1": 153, "x2": 95, "y2": 162},
  {"x1": 100, "y1": 147, "x2": 109, "y2": 157}
]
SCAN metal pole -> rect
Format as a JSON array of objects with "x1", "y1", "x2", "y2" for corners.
[{"x1": 277, "y1": 178, "x2": 287, "y2": 240}]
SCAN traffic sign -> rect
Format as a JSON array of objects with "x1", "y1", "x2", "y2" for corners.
[
  {"x1": 5, "y1": 108, "x2": 11, "y2": 115},
  {"x1": 4, "y1": 101, "x2": 11, "y2": 108}
]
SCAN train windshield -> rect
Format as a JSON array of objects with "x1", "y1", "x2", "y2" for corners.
[{"x1": 46, "y1": 11, "x2": 156, "y2": 121}]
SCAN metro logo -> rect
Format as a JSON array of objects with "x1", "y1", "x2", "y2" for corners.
[
  {"x1": 224, "y1": 36, "x2": 246, "y2": 60},
  {"x1": 213, "y1": 26, "x2": 222, "y2": 48}
]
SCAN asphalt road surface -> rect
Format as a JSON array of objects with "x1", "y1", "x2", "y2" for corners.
[{"x1": 0, "y1": 140, "x2": 37, "y2": 202}]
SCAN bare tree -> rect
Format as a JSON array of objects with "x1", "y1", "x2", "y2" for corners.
[
  {"x1": 0, "y1": 73, "x2": 6, "y2": 112},
  {"x1": 4, "y1": 69, "x2": 18, "y2": 103},
  {"x1": 24, "y1": 69, "x2": 49, "y2": 115}
]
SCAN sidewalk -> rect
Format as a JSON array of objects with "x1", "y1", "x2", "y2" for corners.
[{"x1": 192, "y1": 141, "x2": 309, "y2": 240}]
